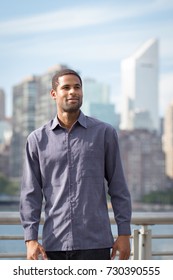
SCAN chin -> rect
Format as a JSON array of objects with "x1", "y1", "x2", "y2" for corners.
[{"x1": 64, "y1": 104, "x2": 82, "y2": 113}]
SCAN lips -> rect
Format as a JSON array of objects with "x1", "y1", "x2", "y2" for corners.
[{"x1": 67, "y1": 98, "x2": 79, "y2": 101}]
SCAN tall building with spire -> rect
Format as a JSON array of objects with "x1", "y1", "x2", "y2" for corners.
[{"x1": 120, "y1": 38, "x2": 159, "y2": 131}]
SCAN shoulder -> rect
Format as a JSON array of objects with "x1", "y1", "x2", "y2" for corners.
[
  {"x1": 85, "y1": 115, "x2": 117, "y2": 135},
  {"x1": 85, "y1": 115, "x2": 111, "y2": 128},
  {"x1": 27, "y1": 120, "x2": 53, "y2": 143}
]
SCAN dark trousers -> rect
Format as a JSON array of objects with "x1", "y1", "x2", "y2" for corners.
[{"x1": 46, "y1": 248, "x2": 111, "y2": 260}]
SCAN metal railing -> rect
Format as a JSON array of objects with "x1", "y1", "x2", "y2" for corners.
[{"x1": 0, "y1": 211, "x2": 173, "y2": 259}]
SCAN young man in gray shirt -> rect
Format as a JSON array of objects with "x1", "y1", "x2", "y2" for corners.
[{"x1": 20, "y1": 69, "x2": 131, "y2": 260}]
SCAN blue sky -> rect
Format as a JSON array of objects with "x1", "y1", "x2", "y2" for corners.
[{"x1": 0, "y1": 0, "x2": 173, "y2": 117}]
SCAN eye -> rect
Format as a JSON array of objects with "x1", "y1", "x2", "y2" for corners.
[
  {"x1": 75, "y1": 85, "x2": 81, "y2": 89},
  {"x1": 62, "y1": 85, "x2": 70, "y2": 90}
]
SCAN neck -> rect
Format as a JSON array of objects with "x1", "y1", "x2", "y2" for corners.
[{"x1": 57, "y1": 110, "x2": 80, "y2": 130}]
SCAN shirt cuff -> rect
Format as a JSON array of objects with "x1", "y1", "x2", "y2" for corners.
[
  {"x1": 117, "y1": 222, "x2": 131, "y2": 235},
  {"x1": 24, "y1": 229, "x2": 38, "y2": 242}
]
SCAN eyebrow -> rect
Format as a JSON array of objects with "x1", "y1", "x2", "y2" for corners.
[{"x1": 60, "y1": 83, "x2": 81, "y2": 87}]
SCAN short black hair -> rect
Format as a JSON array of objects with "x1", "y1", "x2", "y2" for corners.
[{"x1": 52, "y1": 69, "x2": 82, "y2": 90}]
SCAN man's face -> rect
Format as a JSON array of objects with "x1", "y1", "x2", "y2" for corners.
[{"x1": 51, "y1": 74, "x2": 83, "y2": 113}]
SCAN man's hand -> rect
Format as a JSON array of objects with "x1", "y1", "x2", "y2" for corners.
[
  {"x1": 111, "y1": 235, "x2": 131, "y2": 260},
  {"x1": 26, "y1": 240, "x2": 48, "y2": 260}
]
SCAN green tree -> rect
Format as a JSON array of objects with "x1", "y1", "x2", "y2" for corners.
[
  {"x1": 0, "y1": 173, "x2": 19, "y2": 196},
  {"x1": 142, "y1": 189, "x2": 173, "y2": 205}
]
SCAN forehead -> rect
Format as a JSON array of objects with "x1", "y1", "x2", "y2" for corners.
[{"x1": 58, "y1": 74, "x2": 81, "y2": 85}]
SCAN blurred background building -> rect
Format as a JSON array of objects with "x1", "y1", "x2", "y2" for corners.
[
  {"x1": 163, "y1": 102, "x2": 173, "y2": 180},
  {"x1": 0, "y1": 89, "x2": 12, "y2": 177},
  {"x1": 120, "y1": 38, "x2": 159, "y2": 132},
  {"x1": 82, "y1": 78, "x2": 119, "y2": 128},
  {"x1": 0, "y1": 89, "x2": 6, "y2": 121},
  {"x1": 35, "y1": 64, "x2": 68, "y2": 128},
  {"x1": 9, "y1": 65, "x2": 69, "y2": 178},
  {"x1": 119, "y1": 129, "x2": 166, "y2": 201},
  {"x1": 9, "y1": 76, "x2": 39, "y2": 178}
]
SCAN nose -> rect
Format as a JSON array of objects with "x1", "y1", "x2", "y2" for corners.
[{"x1": 69, "y1": 87, "x2": 76, "y2": 95}]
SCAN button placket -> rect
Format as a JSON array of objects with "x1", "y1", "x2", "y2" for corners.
[{"x1": 67, "y1": 132, "x2": 76, "y2": 246}]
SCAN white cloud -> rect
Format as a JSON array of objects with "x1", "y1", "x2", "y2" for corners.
[
  {"x1": 0, "y1": 1, "x2": 172, "y2": 36},
  {"x1": 0, "y1": 5, "x2": 125, "y2": 35}
]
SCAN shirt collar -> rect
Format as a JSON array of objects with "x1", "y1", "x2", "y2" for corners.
[
  {"x1": 50, "y1": 111, "x2": 87, "y2": 130},
  {"x1": 77, "y1": 111, "x2": 87, "y2": 128},
  {"x1": 51, "y1": 116, "x2": 60, "y2": 130}
]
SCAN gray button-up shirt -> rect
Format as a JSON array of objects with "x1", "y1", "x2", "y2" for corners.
[{"x1": 20, "y1": 111, "x2": 131, "y2": 251}]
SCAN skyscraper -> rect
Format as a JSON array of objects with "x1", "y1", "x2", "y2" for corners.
[
  {"x1": 10, "y1": 64, "x2": 69, "y2": 178},
  {"x1": 0, "y1": 88, "x2": 5, "y2": 120},
  {"x1": 119, "y1": 129, "x2": 166, "y2": 202},
  {"x1": 163, "y1": 102, "x2": 173, "y2": 179},
  {"x1": 82, "y1": 78, "x2": 117, "y2": 127},
  {"x1": 10, "y1": 76, "x2": 39, "y2": 178},
  {"x1": 35, "y1": 64, "x2": 68, "y2": 128},
  {"x1": 120, "y1": 38, "x2": 159, "y2": 131}
]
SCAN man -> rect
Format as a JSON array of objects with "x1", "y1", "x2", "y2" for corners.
[{"x1": 20, "y1": 69, "x2": 131, "y2": 260}]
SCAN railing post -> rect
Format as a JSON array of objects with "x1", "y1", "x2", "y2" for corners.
[
  {"x1": 138, "y1": 225, "x2": 152, "y2": 259},
  {"x1": 131, "y1": 229, "x2": 139, "y2": 259}
]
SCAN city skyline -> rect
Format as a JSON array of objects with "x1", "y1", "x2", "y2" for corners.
[{"x1": 0, "y1": 0, "x2": 173, "y2": 117}]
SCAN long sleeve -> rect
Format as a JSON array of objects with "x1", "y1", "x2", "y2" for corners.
[
  {"x1": 105, "y1": 127, "x2": 131, "y2": 235},
  {"x1": 20, "y1": 132, "x2": 43, "y2": 241}
]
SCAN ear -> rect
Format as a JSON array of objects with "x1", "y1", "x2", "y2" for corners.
[{"x1": 50, "y1": 89, "x2": 57, "y2": 100}]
